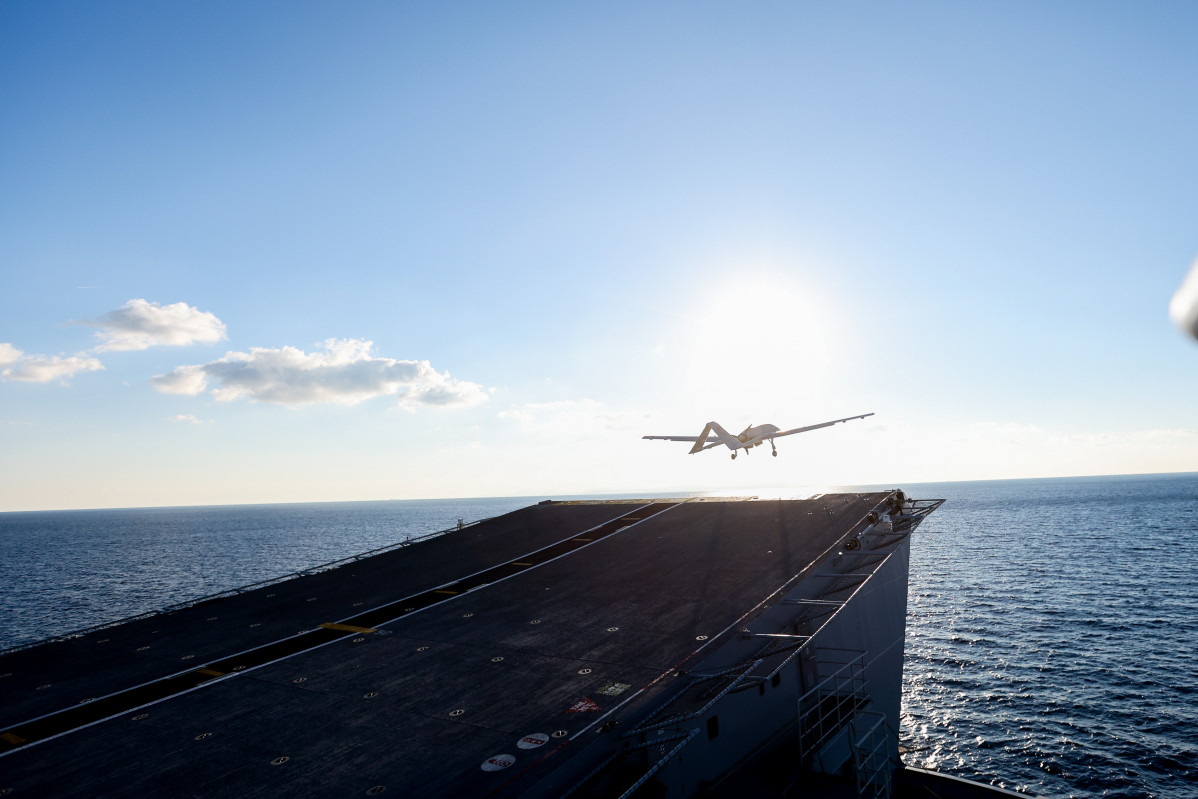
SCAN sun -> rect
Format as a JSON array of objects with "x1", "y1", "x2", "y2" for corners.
[
  {"x1": 692, "y1": 283, "x2": 830, "y2": 363},
  {"x1": 674, "y1": 274, "x2": 841, "y2": 413}
]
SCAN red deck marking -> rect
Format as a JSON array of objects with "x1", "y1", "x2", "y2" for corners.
[
  {"x1": 564, "y1": 697, "x2": 601, "y2": 713},
  {"x1": 517, "y1": 733, "x2": 549, "y2": 749},
  {"x1": 481, "y1": 753, "x2": 516, "y2": 771}
]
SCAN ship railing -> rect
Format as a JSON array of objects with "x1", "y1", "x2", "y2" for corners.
[
  {"x1": 558, "y1": 727, "x2": 701, "y2": 799},
  {"x1": 558, "y1": 749, "x2": 627, "y2": 798},
  {"x1": 891, "y1": 499, "x2": 945, "y2": 531},
  {"x1": 621, "y1": 624, "x2": 819, "y2": 737},
  {"x1": 849, "y1": 710, "x2": 893, "y2": 799},
  {"x1": 621, "y1": 662, "x2": 764, "y2": 736},
  {"x1": 796, "y1": 651, "x2": 869, "y2": 761},
  {"x1": 625, "y1": 538, "x2": 906, "y2": 738},
  {"x1": 614, "y1": 727, "x2": 701, "y2": 799},
  {"x1": 623, "y1": 639, "x2": 812, "y2": 739},
  {"x1": 0, "y1": 516, "x2": 493, "y2": 657}
]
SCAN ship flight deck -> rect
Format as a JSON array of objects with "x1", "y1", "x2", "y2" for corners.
[{"x1": 0, "y1": 492, "x2": 945, "y2": 798}]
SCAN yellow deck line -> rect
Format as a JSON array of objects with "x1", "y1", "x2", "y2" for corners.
[
  {"x1": 572, "y1": 538, "x2": 592, "y2": 542},
  {"x1": 434, "y1": 589, "x2": 458, "y2": 595},
  {"x1": 318, "y1": 623, "x2": 378, "y2": 634},
  {"x1": 1, "y1": 732, "x2": 26, "y2": 745},
  {"x1": 512, "y1": 562, "x2": 533, "y2": 566},
  {"x1": 196, "y1": 668, "x2": 224, "y2": 677}
]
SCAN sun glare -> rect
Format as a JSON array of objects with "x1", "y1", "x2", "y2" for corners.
[{"x1": 677, "y1": 274, "x2": 842, "y2": 412}]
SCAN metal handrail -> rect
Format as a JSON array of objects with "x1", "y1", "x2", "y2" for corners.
[
  {"x1": 623, "y1": 661, "x2": 762, "y2": 737},
  {"x1": 559, "y1": 749, "x2": 626, "y2": 799},
  {"x1": 0, "y1": 516, "x2": 492, "y2": 657},
  {"x1": 616, "y1": 728, "x2": 701, "y2": 799},
  {"x1": 850, "y1": 711, "x2": 894, "y2": 798},
  {"x1": 797, "y1": 654, "x2": 868, "y2": 758}
]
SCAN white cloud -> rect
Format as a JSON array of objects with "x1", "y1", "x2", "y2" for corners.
[
  {"x1": 151, "y1": 338, "x2": 488, "y2": 408},
  {"x1": 168, "y1": 414, "x2": 203, "y2": 424},
  {"x1": 1, "y1": 351, "x2": 104, "y2": 384},
  {"x1": 152, "y1": 365, "x2": 207, "y2": 396},
  {"x1": 86, "y1": 299, "x2": 227, "y2": 352},
  {"x1": 0, "y1": 343, "x2": 21, "y2": 366}
]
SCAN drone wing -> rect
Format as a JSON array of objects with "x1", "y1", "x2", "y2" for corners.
[
  {"x1": 643, "y1": 422, "x2": 724, "y2": 454},
  {"x1": 768, "y1": 412, "x2": 875, "y2": 439}
]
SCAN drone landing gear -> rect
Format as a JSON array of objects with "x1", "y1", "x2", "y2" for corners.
[
  {"x1": 770, "y1": 441, "x2": 778, "y2": 457},
  {"x1": 731, "y1": 452, "x2": 737, "y2": 460}
]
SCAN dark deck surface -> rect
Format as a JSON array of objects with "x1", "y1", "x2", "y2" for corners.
[{"x1": 0, "y1": 493, "x2": 892, "y2": 798}]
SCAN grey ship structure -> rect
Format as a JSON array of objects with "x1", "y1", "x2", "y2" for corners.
[{"x1": 0, "y1": 492, "x2": 1025, "y2": 797}]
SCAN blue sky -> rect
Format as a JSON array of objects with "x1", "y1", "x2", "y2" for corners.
[{"x1": 2, "y1": 1, "x2": 1197, "y2": 510}]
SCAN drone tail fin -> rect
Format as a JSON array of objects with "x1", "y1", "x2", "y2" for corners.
[
  {"x1": 708, "y1": 421, "x2": 741, "y2": 451},
  {"x1": 688, "y1": 424, "x2": 715, "y2": 454}
]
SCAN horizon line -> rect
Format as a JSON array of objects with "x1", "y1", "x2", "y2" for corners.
[{"x1": 3, "y1": 468, "x2": 1196, "y2": 514}]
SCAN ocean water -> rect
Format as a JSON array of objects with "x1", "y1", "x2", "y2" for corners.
[
  {"x1": 897, "y1": 473, "x2": 1198, "y2": 798},
  {"x1": 0, "y1": 496, "x2": 539, "y2": 649},
  {"x1": 1, "y1": 475, "x2": 1195, "y2": 797}
]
